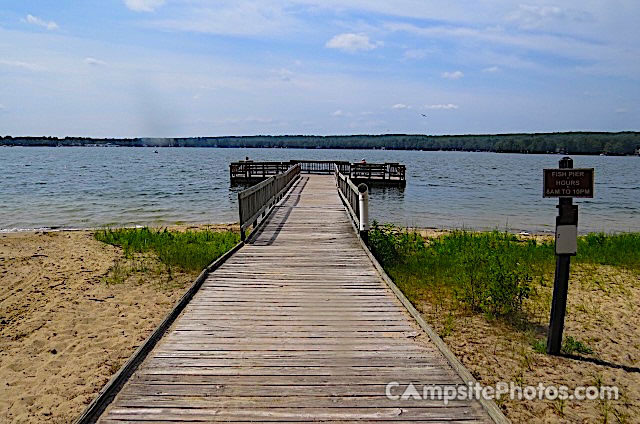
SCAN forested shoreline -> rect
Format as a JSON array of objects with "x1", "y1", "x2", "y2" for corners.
[{"x1": 2, "y1": 132, "x2": 639, "y2": 155}]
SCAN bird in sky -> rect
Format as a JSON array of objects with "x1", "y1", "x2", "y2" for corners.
[{"x1": 420, "y1": 113, "x2": 428, "y2": 118}]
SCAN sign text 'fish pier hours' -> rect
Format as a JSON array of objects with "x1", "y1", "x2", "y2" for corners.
[{"x1": 543, "y1": 168, "x2": 594, "y2": 198}]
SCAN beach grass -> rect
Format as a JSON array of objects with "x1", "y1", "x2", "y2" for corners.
[
  {"x1": 367, "y1": 223, "x2": 640, "y2": 319},
  {"x1": 577, "y1": 232, "x2": 640, "y2": 271},
  {"x1": 94, "y1": 227, "x2": 240, "y2": 272}
]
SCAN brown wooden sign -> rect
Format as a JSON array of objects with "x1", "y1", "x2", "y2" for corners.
[{"x1": 543, "y1": 168, "x2": 594, "y2": 198}]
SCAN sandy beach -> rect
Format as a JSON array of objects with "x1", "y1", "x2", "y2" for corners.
[
  {"x1": 0, "y1": 227, "x2": 227, "y2": 422},
  {"x1": 415, "y1": 260, "x2": 640, "y2": 422}
]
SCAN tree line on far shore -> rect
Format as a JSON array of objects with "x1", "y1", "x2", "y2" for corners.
[{"x1": 2, "y1": 132, "x2": 639, "y2": 155}]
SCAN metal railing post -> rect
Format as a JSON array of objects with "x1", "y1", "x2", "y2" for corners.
[
  {"x1": 358, "y1": 183, "x2": 369, "y2": 243},
  {"x1": 238, "y1": 191, "x2": 246, "y2": 241}
]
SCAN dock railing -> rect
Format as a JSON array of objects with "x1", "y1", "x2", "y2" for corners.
[
  {"x1": 334, "y1": 164, "x2": 361, "y2": 229},
  {"x1": 350, "y1": 162, "x2": 406, "y2": 182},
  {"x1": 387, "y1": 162, "x2": 406, "y2": 180},
  {"x1": 291, "y1": 160, "x2": 350, "y2": 174},
  {"x1": 238, "y1": 164, "x2": 301, "y2": 240},
  {"x1": 230, "y1": 160, "x2": 405, "y2": 186},
  {"x1": 230, "y1": 161, "x2": 290, "y2": 180}
]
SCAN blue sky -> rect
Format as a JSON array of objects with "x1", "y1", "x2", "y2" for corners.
[{"x1": 0, "y1": 0, "x2": 638, "y2": 137}]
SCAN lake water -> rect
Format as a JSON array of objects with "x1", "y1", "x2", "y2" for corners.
[{"x1": 1, "y1": 147, "x2": 638, "y2": 233}]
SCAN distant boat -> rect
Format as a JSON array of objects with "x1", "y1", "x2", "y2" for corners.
[{"x1": 154, "y1": 150, "x2": 159, "y2": 153}]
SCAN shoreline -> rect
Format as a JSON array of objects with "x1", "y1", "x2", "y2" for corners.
[
  {"x1": 0, "y1": 221, "x2": 575, "y2": 237},
  {"x1": 0, "y1": 222, "x2": 240, "y2": 235},
  {"x1": 3, "y1": 144, "x2": 638, "y2": 157},
  {"x1": 3, "y1": 131, "x2": 640, "y2": 156},
  {"x1": 5, "y1": 222, "x2": 639, "y2": 241}
]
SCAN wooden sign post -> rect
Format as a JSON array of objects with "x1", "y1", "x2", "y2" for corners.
[{"x1": 543, "y1": 157, "x2": 594, "y2": 355}]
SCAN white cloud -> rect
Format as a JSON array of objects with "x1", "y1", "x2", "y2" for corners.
[
  {"x1": 483, "y1": 66, "x2": 500, "y2": 73},
  {"x1": 84, "y1": 57, "x2": 107, "y2": 66},
  {"x1": 386, "y1": 20, "x2": 640, "y2": 78},
  {"x1": 506, "y1": 5, "x2": 591, "y2": 30},
  {"x1": 240, "y1": 116, "x2": 274, "y2": 124},
  {"x1": 124, "y1": 0, "x2": 165, "y2": 12},
  {"x1": 441, "y1": 70, "x2": 464, "y2": 80},
  {"x1": 425, "y1": 104, "x2": 459, "y2": 110},
  {"x1": 403, "y1": 49, "x2": 428, "y2": 59},
  {"x1": 391, "y1": 103, "x2": 409, "y2": 109},
  {"x1": 0, "y1": 59, "x2": 43, "y2": 71},
  {"x1": 24, "y1": 14, "x2": 58, "y2": 31},
  {"x1": 325, "y1": 33, "x2": 380, "y2": 53},
  {"x1": 153, "y1": 4, "x2": 294, "y2": 37},
  {"x1": 273, "y1": 67, "x2": 294, "y2": 81},
  {"x1": 385, "y1": 22, "x2": 595, "y2": 64},
  {"x1": 331, "y1": 109, "x2": 356, "y2": 117}
]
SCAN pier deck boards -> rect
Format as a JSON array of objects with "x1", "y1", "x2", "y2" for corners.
[{"x1": 99, "y1": 175, "x2": 492, "y2": 423}]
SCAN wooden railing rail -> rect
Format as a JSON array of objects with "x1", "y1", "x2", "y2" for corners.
[
  {"x1": 386, "y1": 162, "x2": 406, "y2": 180},
  {"x1": 351, "y1": 163, "x2": 385, "y2": 180},
  {"x1": 291, "y1": 160, "x2": 350, "y2": 174},
  {"x1": 232, "y1": 160, "x2": 350, "y2": 179},
  {"x1": 238, "y1": 164, "x2": 301, "y2": 240},
  {"x1": 231, "y1": 160, "x2": 406, "y2": 186},
  {"x1": 230, "y1": 161, "x2": 289, "y2": 180},
  {"x1": 349, "y1": 163, "x2": 406, "y2": 181},
  {"x1": 334, "y1": 164, "x2": 360, "y2": 229}
]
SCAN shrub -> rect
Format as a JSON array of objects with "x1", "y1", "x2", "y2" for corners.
[{"x1": 368, "y1": 227, "x2": 543, "y2": 317}]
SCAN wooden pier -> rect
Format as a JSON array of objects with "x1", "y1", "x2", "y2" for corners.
[
  {"x1": 90, "y1": 173, "x2": 503, "y2": 423},
  {"x1": 230, "y1": 160, "x2": 406, "y2": 187}
]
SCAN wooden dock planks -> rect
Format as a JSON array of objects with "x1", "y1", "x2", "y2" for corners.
[{"x1": 98, "y1": 175, "x2": 492, "y2": 423}]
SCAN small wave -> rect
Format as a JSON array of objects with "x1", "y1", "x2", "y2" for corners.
[
  {"x1": 606, "y1": 186, "x2": 640, "y2": 190},
  {"x1": 0, "y1": 226, "x2": 69, "y2": 234}
]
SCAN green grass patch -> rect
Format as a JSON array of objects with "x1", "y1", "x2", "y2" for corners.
[
  {"x1": 368, "y1": 223, "x2": 640, "y2": 319},
  {"x1": 577, "y1": 232, "x2": 640, "y2": 272},
  {"x1": 95, "y1": 227, "x2": 240, "y2": 272},
  {"x1": 530, "y1": 336, "x2": 593, "y2": 355},
  {"x1": 532, "y1": 338, "x2": 547, "y2": 354},
  {"x1": 561, "y1": 336, "x2": 594, "y2": 355},
  {"x1": 368, "y1": 224, "x2": 550, "y2": 317}
]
